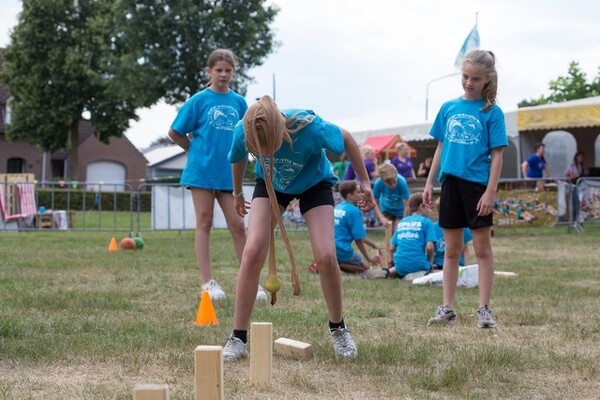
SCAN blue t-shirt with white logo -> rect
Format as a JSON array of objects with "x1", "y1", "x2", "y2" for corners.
[
  {"x1": 228, "y1": 109, "x2": 344, "y2": 194},
  {"x1": 430, "y1": 97, "x2": 507, "y2": 185},
  {"x1": 390, "y1": 214, "x2": 436, "y2": 276},
  {"x1": 373, "y1": 174, "x2": 410, "y2": 217},
  {"x1": 171, "y1": 88, "x2": 247, "y2": 190},
  {"x1": 432, "y1": 222, "x2": 473, "y2": 267},
  {"x1": 334, "y1": 200, "x2": 366, "y2": 262}
]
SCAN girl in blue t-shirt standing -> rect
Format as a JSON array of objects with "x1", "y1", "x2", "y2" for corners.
[
  {"x1": 423, "y1": 49, "x2": 508, "y2": 329},
  {"x1": 168, "y1": 49, "x2": 264, "y2": 302},
  {"x1": 223, "y1": 96, "x2": 375, "y2": 362}
]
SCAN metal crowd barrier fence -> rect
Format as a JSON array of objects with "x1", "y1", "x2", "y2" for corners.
[
  {"x1": 2, "y1": 178, "x2": 599, "y2": 233},
  {"x1": 1, "y1": 180, "x2": 135, "y2": 232}
]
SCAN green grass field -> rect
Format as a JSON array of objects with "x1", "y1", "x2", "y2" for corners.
[{"x1": 1, "y1": 224, "x2": 599, "y2": 399}]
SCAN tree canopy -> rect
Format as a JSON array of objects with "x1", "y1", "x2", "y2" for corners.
[
  {"x1": 0, "y1": 0, "x2": 278, "y2": 179},
  {"x1": 518, "y1": 61, "x2": 600, "y2": 107},
  {"x1": 115, "y1": 0, "x2": 279, "y2": 105}
]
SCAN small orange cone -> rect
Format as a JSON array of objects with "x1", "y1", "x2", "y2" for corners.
[
  {"x1": 194, "y1": 290, "x2": 219, "y2": 326},
  {"x1": 108, "y1": 237, "x2": 118, "y2": 252}
]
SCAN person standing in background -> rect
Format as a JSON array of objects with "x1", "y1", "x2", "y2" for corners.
[
  {"x1": 417, "y1": 157, "x2": 433, "y2": 178},
  {"x1": 391, "y1": 142, "x2": 416, "y2": 180},
  {"x1": 343, "y1": 145, "x2": 379, "y2": 181},
  {"x1": 424, "y1": 49, "x2": 507, "y2": 329},
  {"x1": 333, "y1": 152, "x2": 350, "y2": 180},
  {"x1": 168, "y1": 49, "x2": 266, "y2": 302},
  {"x1": 564, "y1": 150, "x2": 589, "y2": 223},
  {"x1": 521, "y1": 143, "x2": 553, "y2": 192}
]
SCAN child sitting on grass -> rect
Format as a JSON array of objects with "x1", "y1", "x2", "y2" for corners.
[
  {"x1": 363, "y1": 192, "x2": 436, "y2": 280},
  {"x1": 332, "y1": 180, "x2": 382, "y2": 274},
  {"x1": 432, "y1": 198, "x2": 472, "y2": 270},
  {"x1": 389, "y1": 192, "x2": 436, "y2": 279}
]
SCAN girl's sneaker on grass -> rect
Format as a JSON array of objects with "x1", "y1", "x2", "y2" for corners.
[
  {"x1": 330, "y1": 328, "x2": 357, "y2": 359},
  {"x1": 256, "y1": 285, "x2": 268, "y2": 303},
  {"x1": 476, "y1": 305, "x2": 497, "y2": 328},
  {"x1": 201, "y1": 279, "x2": 226, "y2": 301},
  {"x1": 223, "y1": 335, "x2": 248, "y2": 362},
  {"x1": 361, "y1": 267, "x2": 389, "y2": 279},
  {"x1": 427, "y1": 306, "x2": 458, "y2": 326}
]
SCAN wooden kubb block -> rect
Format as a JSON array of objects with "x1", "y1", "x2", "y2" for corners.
[
  {"x1": 133, "y1": 383, "x2": 170, "y2": 400},
  {"x1": 274, "y1": 337, "x2": 314, "y2": 361}
]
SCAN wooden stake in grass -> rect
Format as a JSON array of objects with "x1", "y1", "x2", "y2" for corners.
[
  {"x1": 250, "y1": 322, "x2": 273, "y2": 388},
  {"x1": 194, "y1": 345, "x2": 224, "y2": 400},
  {"x1": 132, "y1": 383, "x2": 169, "y2": 400}
]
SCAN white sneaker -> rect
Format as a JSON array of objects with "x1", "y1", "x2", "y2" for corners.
[
  {"x1": 201, "y1": 279, "x2": 226, "y2": 301},
  {"x1": 223, "y1": 335, "x2": 248, "y2": 363},
  {"x1": 330, "y1": 328, "x2": 357, "y2": 359},
  {"x1": 256, "y1": 285, "x2": 268, "y2": 303}
]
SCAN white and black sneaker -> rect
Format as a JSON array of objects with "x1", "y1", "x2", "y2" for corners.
[
  {"x1": 201, "y1": 279, "x2": 226, "y2": 301},
  {"x1": 223, "y1": 335, "x2": 248, "y2": 363},
  {"x1": 256, "y1": 285, "x2": 268, "y2": 303},
  {"x1": 428, "y1": 305, "x2": 458, "y2": 326},
  {"x1": 330, "y1": 328, "x2": 358, "y2": 359},
  {"x1": 476, "y1": 305, "x2": 497, "y2": 328}
]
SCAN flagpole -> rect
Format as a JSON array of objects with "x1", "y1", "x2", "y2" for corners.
[
  {"x1": 426, "y1": 12, "x2": 480, "y2": 120},
  {"x1": 425, "y1": 72, "x2": 460, "y2": 120}
]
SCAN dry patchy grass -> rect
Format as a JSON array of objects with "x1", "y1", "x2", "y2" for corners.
[{"x1": 1, "y1": 224, "x2": 599, "y2": 399}]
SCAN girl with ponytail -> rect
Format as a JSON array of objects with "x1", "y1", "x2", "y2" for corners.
[{"x1": 224, "y1": 96, "x2": 374, "y2": 361}]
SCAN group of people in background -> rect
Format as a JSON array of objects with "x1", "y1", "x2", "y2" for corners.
[
  {"x1": 522, "y1": 142, "x2": 589, "y2": 222},
  {"x1": 168, "y1": 47, "x2": 507, "y2": 363}
]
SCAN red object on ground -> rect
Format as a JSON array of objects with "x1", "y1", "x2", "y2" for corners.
[{"x1": 120, "y1": 237, "x2": 136, "y2": 250}]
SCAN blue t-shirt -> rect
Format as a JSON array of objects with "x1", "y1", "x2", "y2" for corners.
[
  {"x1": 334, "y1": 200, "x2": 366, "y2": 262},
  {"x1": 390, "y1": 214, "x2": 436, "y2": 276},
  {"x1": 429, "y1": 97, "x2": 508, "y2": 186},
  {"x1": 228, "y1": 109, "x2": 344, "y2": 194},
  {"x1": 525, "y1": 154, "x2": 546, "y2": 178},
  {"x1": 432, "y1": 222, "x2": 473, "y2": 267},
  {"x1": 372, "y1": 174, "x2": 410, "y2": 217},
  {"x1": 171, "y1": 89, "x2": 248, "y2": 190}
]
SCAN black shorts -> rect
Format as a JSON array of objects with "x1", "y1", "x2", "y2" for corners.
[
  {"x1": 382, "y1": 212, "x2": 403, "y2": 225},
  {"x1": 186, "y1": 187, "x2": 230, "y2": 194},
  {"x1": 252, "y1": 179, "x2": 334, "y2": 214},
  {"x1": 439, "y1": 175, "x2": 492, "y2": 230}
]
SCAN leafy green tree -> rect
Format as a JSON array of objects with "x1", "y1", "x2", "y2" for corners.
[
  {"x1": 1, "y1": 0, "x2": 279, "y2": 179},
  {"x1": 114, "y1": 0, "x2": 279, "y2": 105},
  {"x1": 518, "y1": 61, "x2": 600, "y2": 107},
  {"x1": 1, "y1": 0, "x2": 148, "y2": 179}
]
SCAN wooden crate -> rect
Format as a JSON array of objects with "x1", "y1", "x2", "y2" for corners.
[{"x1": 35, "y1": 214, "x2": 54, "y2": 229}]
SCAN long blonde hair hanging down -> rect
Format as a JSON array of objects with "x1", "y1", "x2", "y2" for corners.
[{"x1": 243, "y1": 96, "x2": 315, "y2": 297}]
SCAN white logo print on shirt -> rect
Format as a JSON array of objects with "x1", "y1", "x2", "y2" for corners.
[
  {"x1": 208, "y1": 105, "x2": 239, "y2": 131},
  {"x1": 446, "y1": 113, "x2": 482, "y2": 145}
]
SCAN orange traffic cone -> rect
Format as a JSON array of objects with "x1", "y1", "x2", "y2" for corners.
[
  {"x1": 194, "y1": 290, "x2": 219, "y2": 326},
  {"x1": 108, "y1": 237, "x2": 118, "y2": 252}
]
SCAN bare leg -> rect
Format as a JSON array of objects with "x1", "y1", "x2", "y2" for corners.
[
  {"x1": 442, "y1": 228, "x2": 464, "y2": 308},
  {"x1": 215, "y1": 192, "x2": 247, "y2": 263},
  {"x1": 233, "y1": 198, "x2": 276, "y2": 330},
  {"x1": 471, "y1": 227, "x2": 494, "y2": 307},
  {"x1": 191, "y1": 189, "x2": 216, "y2": 284},
  {"x1": 303, "y1": 205, "x2": 343, "y2": 323}
]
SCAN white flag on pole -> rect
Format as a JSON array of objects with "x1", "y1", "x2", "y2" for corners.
[{"x1": 454, "y1": 25, "x2": 480, "y2": 69}]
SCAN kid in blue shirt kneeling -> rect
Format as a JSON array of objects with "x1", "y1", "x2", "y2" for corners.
[
  {"x1": 334, "y1": 180, "x2": 382, "y2": 274},
  {"x1": 389, "y1": 192, "x2": 436, "y2": 279}
]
